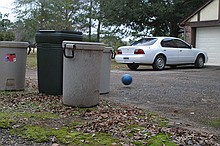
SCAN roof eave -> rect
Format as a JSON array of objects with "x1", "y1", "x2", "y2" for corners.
[{"x1": 180, "y1": 0, "x2": 214, "y2": 26}]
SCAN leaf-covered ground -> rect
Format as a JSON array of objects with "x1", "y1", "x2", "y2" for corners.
[{"x1": 0, "y1": 79, "x2": 219, "y2": 146}]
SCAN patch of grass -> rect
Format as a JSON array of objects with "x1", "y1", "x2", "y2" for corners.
[
  {"x1": 0, "y1": 111, "x2": 58, "y2": 120},
  {"x1": 0, "y1": 112, "x2": 15, "y2": 120},
  {"x1": 16, "y1": 125, "x2": 50, "y2": 142},
  {"x1": 111, "y1": 60, "x2": 127, "y2": 70},
  {"x1": 15, "y1": 102, "x2": 43, "y2": 112},
  {"x1": 144, "y1": 112, "x2": 169, "y2": 127},
  {"x1": 1, "y1": 110, "x2": 121, "y2": 145},
  {"x1": 12, "y1": 125, "x2": 121, "y2": 145},
  {"x1": 26, "y1": 54, "x2": 126, "y2": 71},
  {"x1": 201, "y1": 118, "x2": 220, "y2": 128},
  {"x1": 1, "y1": 90, "x2": 201, "y2": 146},
  {"x1": 0, "y1": 111, "x2": 58, "y2": 130},
  {"x1": 26, "y1": 53, "x2": 150, "y2": 71},
  {"x1": 127, "y1": 124, "x2": 146, "y2": 138},
  {"x1": 0, "y1": 106, "x2": 173, "y2": 146},
  {"x1": 0, "y1": 119, "x2": 16, "y2": 129},
  {"x1": 26, "y1": 53, "x2": 37, "y2": 69},
  {"x1": 19, "y1": 112, "x2": 58, "y2": 120},
  {"x1": 159, "y1": 117, "x2": 169, "y2": 127},
  {"x1": 0, "y1": 91, "x2": 15, "y2": 96},
  {"x1": 0, "y1": 112, "x2": 16, "y2": 129},
  {"x1": 147, "y1": 133, "x2": 177, "y2": 146},
  {"x1": 69, "y1": 120, "x2": 84, "y2": 129}
]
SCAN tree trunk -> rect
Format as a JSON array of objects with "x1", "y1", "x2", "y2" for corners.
[
  {"x1": 97, "y1": 19, "x2": 101, "y2": 42},
  {"x1": 89, "y1": 0, "x2": 92, "y2": 40},
  {"x1": 170, "y1": 23, "x2": 180, "y2": 37}
]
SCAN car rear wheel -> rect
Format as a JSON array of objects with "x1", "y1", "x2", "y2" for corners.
[
  {"x1": 152, "y1": 55, "x2": 166, "y2": 70},
  {"x1": 127, "y1": 63, "x2": 139, "y2": 70},
  {"x1": 195, "y1": 55, "x2": 204, "y2": 68}
]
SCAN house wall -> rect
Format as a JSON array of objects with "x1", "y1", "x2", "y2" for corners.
[
  {"x1": 184, "y1": 24, "x2": 191, "y2": 44},
  {"x1": 200, "y1": 0, "x2": 219, "y2": 21},
  {"x1": 190, "y1": 15, "x2": 198, "y2": 22},
  {"x1": 183, "y1": 0, "x2": 220, "y2": 46}
]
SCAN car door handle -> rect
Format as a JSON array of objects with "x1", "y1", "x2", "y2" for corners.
[
  {"x1": 180, "y1": 50, "x2": 182, "y2": 52},
  {"x1": 163, "y1": 50, "x2": 166, "y2": 51}
]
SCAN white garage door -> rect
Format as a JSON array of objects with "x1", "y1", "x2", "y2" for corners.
[{"x1": 196, "y1": 27, "x2": 220, "y2": 66}]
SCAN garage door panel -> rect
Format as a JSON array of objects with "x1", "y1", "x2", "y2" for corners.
[{"x1": 196, "y1": 27, "x2": 220, "y2": 65}]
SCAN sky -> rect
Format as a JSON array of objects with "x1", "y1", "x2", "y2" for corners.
[{"x1": 0, "y1": 0, "x2": 15, "y2": 21}]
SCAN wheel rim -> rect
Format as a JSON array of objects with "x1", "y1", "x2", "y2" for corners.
[
  {"x1": 198, "y1": 57, "x2": 204, "y2": 67},
  {"x1": 156, "y1": 58, "x2": 165, "y2": 69}
]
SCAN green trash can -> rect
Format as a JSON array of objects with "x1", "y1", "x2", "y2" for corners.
[{"x1": 36, "y1": 30, "x2": 83, "y2": 95}]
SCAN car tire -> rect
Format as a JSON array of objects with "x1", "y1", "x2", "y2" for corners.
[
  {"x1": 152, "y1": 55, "x2": 166, "y2": 70},
  {"x1": 195, "y1": 55, "x2": 204, "y2": 68},
  {"x1": 127, "y1": 63, "x2": 139, "y2": 70}
]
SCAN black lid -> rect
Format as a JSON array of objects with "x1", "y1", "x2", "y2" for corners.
[
  {"x1": 37, "y1": 30, "x2": 82, "y2": 35},
  {"x1": 35, "y1": 30, "x2": 83, "y2": 44}
]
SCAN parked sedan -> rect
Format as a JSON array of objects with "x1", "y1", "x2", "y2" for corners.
[{"x1": 115, "y1": 37, "x2": 208, "y2": 70}]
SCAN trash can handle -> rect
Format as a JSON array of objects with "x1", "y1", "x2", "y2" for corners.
[
  {"x1": 63, "y1": 44, "x2": 75, "y2": 58},
  {"x1": 111, "y1": 49, "x2": 116, "y2": 59}
]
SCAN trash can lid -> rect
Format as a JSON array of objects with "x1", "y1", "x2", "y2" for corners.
[
  {"x1": 0, "y1": 41, "x2": 29, "y2": 48},
  {"x1": 36, "y1": 30, "x2": 83, "y2": 44},
  {"x1": 37, "y1": 30, "x2": 82, "y2": 35},
  {"x1": 63, "y1": 41, "x2": 105, "y2": 51}
]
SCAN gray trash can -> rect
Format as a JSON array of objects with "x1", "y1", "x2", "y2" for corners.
[
  {"x1": 100, "y1": 47, "x2": 112, "y2": 94},
  {"x1": 0, "y1": 41, "x2": 29, "y2": 90},
  {"x1": 62, "y1": 41, "x2": 105, "y2": 107}
]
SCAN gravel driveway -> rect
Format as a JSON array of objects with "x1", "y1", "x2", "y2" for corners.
[{"x1": 102, "y1": 65, "x2": 220, "y2": 137}]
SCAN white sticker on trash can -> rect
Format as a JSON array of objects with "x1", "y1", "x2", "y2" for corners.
[{"x1": 5, "y1": 54, "x2": 16, "y2": 62}]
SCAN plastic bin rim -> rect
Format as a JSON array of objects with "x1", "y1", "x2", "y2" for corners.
[
  {"x1": 37, "y1": 30, "x2": 82, "y2": 35},
  {"x1": 63, "y1": 41, "x2": 104, "y2": 45},
  {"x1": 0, "y1": 41, "x2": 29, "y2": 48},
  {"x1": 63, "y1": 41, "x2": 105, "y2": 51},
  {"x1": 104, "y1": 47, "x2": 113, "y2": 53}
]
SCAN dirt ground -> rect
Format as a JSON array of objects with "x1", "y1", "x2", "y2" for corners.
[
  {"x1": 26, "y1": 65, "x2": 220, "y2": 141},
  {"x1": 101, "y1": 65, "x2": 220, "y2": 138}
]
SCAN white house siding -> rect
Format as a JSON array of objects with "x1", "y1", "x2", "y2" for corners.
[{"x1": 200, "y1": 0, "x2": 219, "y2": 21}]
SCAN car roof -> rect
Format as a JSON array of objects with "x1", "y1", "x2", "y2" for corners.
[
  {"x1": 144, "y1": 36, "x2": 177, "y2": 40},
  {"x1": 134, "y1": 37, "x2": 180, "y2": 43},
  {"x1": 135, "y1": 37, "x2": 180, "y2": 42}
]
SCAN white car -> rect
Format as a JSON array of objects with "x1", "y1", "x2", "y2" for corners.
[{"x1": 115, "y1": 37, "x2": 208, "y2": 70}]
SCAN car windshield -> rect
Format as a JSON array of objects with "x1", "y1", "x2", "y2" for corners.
[{"x1": 131, "y1": 38, "x2": 157, "y2": 46}]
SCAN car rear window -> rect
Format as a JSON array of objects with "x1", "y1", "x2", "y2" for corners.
[{"x1": 131, "y1": 38, "x2": 157, "y2": 46}]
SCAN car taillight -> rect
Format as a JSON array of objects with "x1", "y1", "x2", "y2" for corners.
[
  {"x1": 134, "y1": 49, "x2": 145, "y2": 54},
  {"x1": 117, "y1": 50, "x2": 122, "y2": 54}
]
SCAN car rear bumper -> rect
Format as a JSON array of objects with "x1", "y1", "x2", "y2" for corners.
[{"x1": 115, "y1": 55, "x2": 153, "y2": 64}]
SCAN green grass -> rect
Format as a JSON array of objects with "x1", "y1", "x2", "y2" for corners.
[
  {"x1": 147, "y1": 133, "x2": 177, "y2": 146},
  {"x1": 26, "y1": 53, "x2": 37, "y2": 69},
  {"x1": 0, "y1": 119, "x2": 16, "y2": 129},
  {"x1": 0, "y1": 107, "x2": 124, "y2": 145},
  {"x1": 10, "y1": 124, "x2": 122, "y2": 145},
  {"x1": 111, "y1": 60, "x2": 128, "y2": 70},
  {"x1": 0, "y1": 102, "x2": 176, "y2": 146},
  {"x1": 201, "y1": 118, "x2": 220, "y2": 128},
  {"x1": 26, "y1": 52, "x2": 128, "y2": 70},
  {"x1": 0, "y1": 91, "x2": 16, "y2": 96}
]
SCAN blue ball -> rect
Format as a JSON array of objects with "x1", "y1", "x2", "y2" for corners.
[{"x1": 121, "y1": 74, "x2": 132, "y2": 85}]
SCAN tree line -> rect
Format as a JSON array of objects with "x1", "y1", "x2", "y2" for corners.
[{"x1": 1, "y1": 0, "x2": 208, "y2": 47}]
